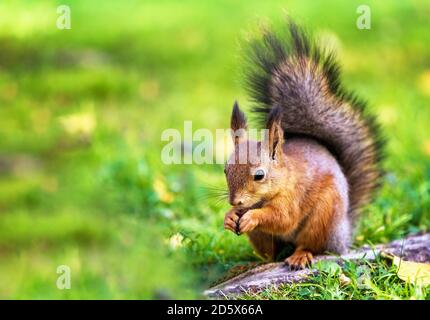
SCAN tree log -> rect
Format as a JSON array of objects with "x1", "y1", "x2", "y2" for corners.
[{"x1": 204, "y1": 232, "x2": 430, "y2": 298}]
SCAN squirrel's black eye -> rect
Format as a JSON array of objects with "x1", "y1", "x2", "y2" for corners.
[{"x1": 253, "y1": 169, "x2": 265, "y2": 181}]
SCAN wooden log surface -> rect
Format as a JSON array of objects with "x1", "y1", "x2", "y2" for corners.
[{"x1": 204, "y1": 232, "x2": 430, "y2": 298}]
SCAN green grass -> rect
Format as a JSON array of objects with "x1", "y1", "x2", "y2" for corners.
[
  {"x1": 0, "y1": 0, "x2": 429, "y2": 299},
  {"x1": 240, "y1": 259, "x2": 430, "y2": 300}
]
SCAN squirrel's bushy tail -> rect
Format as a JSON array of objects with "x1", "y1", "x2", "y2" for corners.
[{"x1": 244, "y1": 20, "x2": 385, "y2": 219}]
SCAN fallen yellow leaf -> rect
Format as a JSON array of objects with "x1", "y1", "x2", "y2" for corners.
[
  {"x1": 339, "y1": 273, "x2": 352, "y2": 287},
  {"x1": 382, "y1": 252, "x2": 430, "y2": 286},
  {"x1": 153, "y1": 177, "x2": 174, "y2": 203},
  {"x1": 423, "y1": 140, "x2": 430, "y2": 156},
  {"x1": 355, "y1": 235, "x2": 365, "y2": 241},
  {"x1": 418, "y1": 69, "x2": 430, "y2": 96},
  {"x1": 60, "y1": 112, "x2": 96, "y2": 136}
]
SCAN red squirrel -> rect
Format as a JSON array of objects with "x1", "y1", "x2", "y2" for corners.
[{"x1": 223, "y1": 21, "x2": 384, "y2": 269}]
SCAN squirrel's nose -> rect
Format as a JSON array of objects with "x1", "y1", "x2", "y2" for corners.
[{"x1": 230, "y1": 199, "x2": 243, "y2": 206}]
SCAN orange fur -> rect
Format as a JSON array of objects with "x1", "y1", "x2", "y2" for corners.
[
  {"x1": 224, "y1": 103, "x2": 351, "y2": 269},
  {"x1": 236, "y1": 152, "x2": 343, "y2": 267}
]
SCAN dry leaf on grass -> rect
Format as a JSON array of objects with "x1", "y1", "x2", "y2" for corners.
[
  {"x1": 60, "y1": 112, "x2": 96, "y2": 136},
  {"x1": 382, "y1": 252, "x2": 430, "y2": 286},
  {"x1": 339, "y1": 273, "x2": 352, "y2": 287},
  {"x1": 153, "y1": 176, "x2": 174, "y2": 203}
]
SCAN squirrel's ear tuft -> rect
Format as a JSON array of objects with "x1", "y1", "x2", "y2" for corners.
[
  {"x1": 266, "y1": 106, "x2": 284, "y2": 160},
  {"x1": 231, "y1": 101, "x2": 247, "y2": 145}
]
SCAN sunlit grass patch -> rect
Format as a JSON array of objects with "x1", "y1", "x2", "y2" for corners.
[{"x1": 0, "y1": 0, "x2": 429, "y2": 299}]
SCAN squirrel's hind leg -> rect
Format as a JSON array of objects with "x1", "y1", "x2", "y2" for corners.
[
  {"x1": 286, "y1": 177, "x2": 350, "y2": 268},
  {"x1": 247, "y1": 230, "x2": 285, "y2": 261}
]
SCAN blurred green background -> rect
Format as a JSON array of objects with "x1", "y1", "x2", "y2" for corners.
[{"x1": 0, "y1": 0, "x2": 429, "y2": 299}]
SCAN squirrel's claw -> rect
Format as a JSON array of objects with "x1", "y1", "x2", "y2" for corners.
[
  {"x1": 224, "y1": 219, "x2": 237, "y2": 233},
  {"x1": 284, "y1": 249, "x2": 313, "y2": 270},
  {"x1": 224, "y1": 209, "x2": 241, "y2": 234}
]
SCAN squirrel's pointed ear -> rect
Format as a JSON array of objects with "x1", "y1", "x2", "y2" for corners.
[
  {"x1": 230, "y1": 101, "x2": 247, "y2": 145},
  {"x1": 266, "y1": 107, "x2": 284, "y2": 160}
]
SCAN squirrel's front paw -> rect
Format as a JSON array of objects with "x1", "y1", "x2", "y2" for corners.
[
  {"x1": 224, "y1": 208, "x2": 241, "y2": 234},
  {"x1": 237, "y1": 210, "x2": 259, "y2": 234}
]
